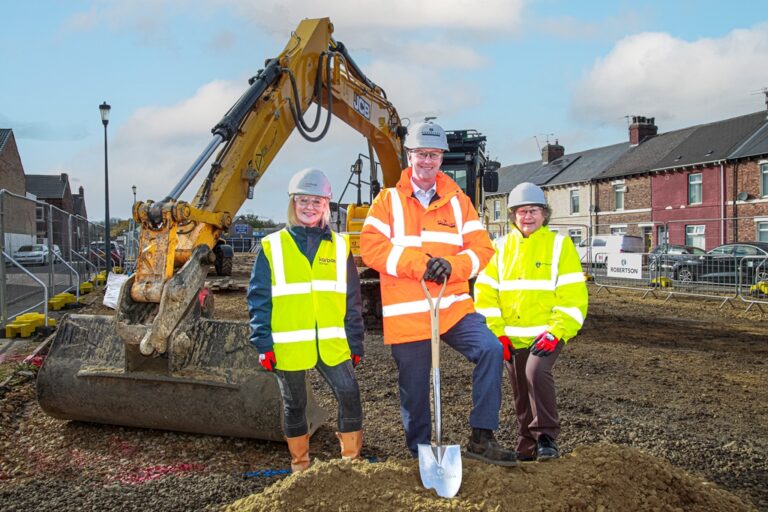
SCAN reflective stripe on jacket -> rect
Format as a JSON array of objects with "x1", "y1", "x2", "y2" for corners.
[
  {"x1": 474, "y1": 226, "x2": 588, "y2": 349},
  {"x1": 360, "y1": 168, "x2": 493, "y2": 344},
  {"x1": 262, "y1": 229, "x2": 351, "y2": 370}
]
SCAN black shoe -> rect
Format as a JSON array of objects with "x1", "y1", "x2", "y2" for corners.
[
  {"x1": 518, "y1": 452, "x2": 537, "y2": 462},
  {"x1": 465, "y1": 429, "x2": 518, "y2": 467},
  {"x1": 536, "y1": 435, "x2": 559, "y2": 461}
]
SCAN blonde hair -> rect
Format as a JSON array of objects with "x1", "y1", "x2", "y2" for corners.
[{"x1": 287, "y1": 194, "x2": 330, "y2": 228}]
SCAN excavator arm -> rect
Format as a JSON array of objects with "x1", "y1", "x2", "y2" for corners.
[{"x1": 128, "y1": 17, "x2": 406, "y2": 355}]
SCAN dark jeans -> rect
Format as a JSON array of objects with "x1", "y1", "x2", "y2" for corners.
[
  {"x1": 275, "y1": 359, "x2": 363, "y2": 438},
  {"x1": 505, "y1": 343, "x2": 562, "y2": 457},
  {"x1": 391, "y1": 313, "x2": 503, "y2": 456}
]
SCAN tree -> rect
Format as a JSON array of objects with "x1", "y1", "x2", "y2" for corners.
[{"x1": 236, "y1": 214, "x2": 278, "y2": 229}]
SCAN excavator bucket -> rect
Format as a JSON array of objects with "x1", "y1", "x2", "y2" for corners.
[{"x1": 37, "y1": 313, "x2": 327, "y2": 441}]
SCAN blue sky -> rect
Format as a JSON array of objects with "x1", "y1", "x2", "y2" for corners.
[{"x1": 2, "y1": 0, "x2": 767, "y2": 222}]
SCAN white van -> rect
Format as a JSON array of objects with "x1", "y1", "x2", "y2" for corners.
[{"x1": 576, "y1": 235, "x2": 644, "y2": 265}]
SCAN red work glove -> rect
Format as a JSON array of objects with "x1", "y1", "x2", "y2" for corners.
[
  {"x1": 530, "y1": 332, "x2": 560, "y2": 357},
  {"x1": 351, "y1": 354, "x2": 362, "y2": 367},
  {"x1": 498, "y1": 336, "x2": 513, "y2": 362},
  {"x1": 259, "y1": 351, "x2": 276, "y2": 371}
]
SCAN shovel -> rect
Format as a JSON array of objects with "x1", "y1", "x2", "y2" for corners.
[{"x1": 417, "y1": 278, "x2": 462, "y2": 499}]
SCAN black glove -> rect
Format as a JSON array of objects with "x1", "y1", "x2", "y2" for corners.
[{"x1": 424, "y1": 257, "x2": 452, "y2": 284}]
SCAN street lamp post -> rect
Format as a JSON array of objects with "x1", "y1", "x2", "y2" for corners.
[{"x1": 99, "y1": 101, "x2": 111, "y2": 274}]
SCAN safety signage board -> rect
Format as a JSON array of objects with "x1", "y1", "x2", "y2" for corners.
[{"x1": 606, "y1": 253, "x2": 643, "y2": 279}]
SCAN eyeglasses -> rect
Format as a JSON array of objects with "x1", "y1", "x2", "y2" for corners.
[
  {"x1": 515, "y1": 207, "x2": 544, "y2": 217},
  {"x1": 294, "y1": 195, "x2": 326, "y2": 208},
  {"x1": 409, "y1": 150, "x2": 443, "y2": 161}
]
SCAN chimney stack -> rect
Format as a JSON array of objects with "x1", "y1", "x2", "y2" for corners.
[
  {"x1": 79, "y1": 186, "x2": 84, "y2": 196},
  {"x1": 629, "y1": 116, "x2": 658, "y2": 145},
  {"x1": 60, "y1": 172, "x2": 69, "y2": 182},
  {"x1": 541, "y1": 139, "x2": 565, "y2": 164}
]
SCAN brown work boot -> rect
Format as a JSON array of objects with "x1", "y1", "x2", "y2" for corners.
[
  {"x1": 465, "y1": 428, "x2": 518, "y2": 467},
  {"x1": 286, "y1": 433, "x2": 310, "y2": 473},
  {"x1": 336, "y1": 430, "x2": 363, "y2": 460}
]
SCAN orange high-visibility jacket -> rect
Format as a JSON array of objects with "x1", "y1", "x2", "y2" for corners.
[{"x1": 360, "y1": 168, "x2": 494, "y2": 344}]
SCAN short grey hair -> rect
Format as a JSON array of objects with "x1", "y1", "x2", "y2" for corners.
[{"x1": 510, "y1": 205, "x2": 552, "y2": 226}]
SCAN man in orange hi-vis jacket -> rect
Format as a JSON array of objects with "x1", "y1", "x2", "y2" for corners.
[{"x1": 360, "y1": 121, "x2": 518, "y2": 466}]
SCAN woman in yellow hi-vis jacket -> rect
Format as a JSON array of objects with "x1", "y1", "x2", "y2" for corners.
[
  {"x1": 475, "y1": 182, "x2": 588, "y2": 461},
  {"x1": 247, "y1": 168, "x2": 364, "y2": 473}
]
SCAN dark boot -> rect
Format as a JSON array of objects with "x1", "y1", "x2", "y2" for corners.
[
  {"x1": 465, "y1": 428, "x2": 518, "y2": 467},
  {"x1": 536, "y1": 434, "x2": 559, "y2": 461}
]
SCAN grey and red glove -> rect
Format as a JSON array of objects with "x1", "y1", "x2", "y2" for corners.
[
  {"x1": 530, "y1": 332, "x2": 560, "y2": 357},
  {"x1": 259, "y1": 351, "x2": 276, "y2": 371},
  {"x1": 351, "y1": 354, "x2": 362, "y2": 367},
  {"x1": 498, "y1": 336, "x2": 513, "y2": 362},
  {"x1": 424, "y1": 257, "x2": 452, "y2": 284}
]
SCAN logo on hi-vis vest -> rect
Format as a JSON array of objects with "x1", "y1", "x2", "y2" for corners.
[
  {"x1": 318, "y1": 257, "x2": 336, "y2": 265},
  {"x1": 437, "y1": 219, "x2": 456, "y2": 228}
]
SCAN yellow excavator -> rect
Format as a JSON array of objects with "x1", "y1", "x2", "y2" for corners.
[
  {"x1": 37, "y1": 17, "x2": 499, "y2": 441},
  {"x1": 37, "y1": 18, "x2": 407, "y2": 441}
]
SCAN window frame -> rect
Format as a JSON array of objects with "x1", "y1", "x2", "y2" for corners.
[
  {"x1": 613, "y1": 183, "x2": 626, "y2": 210},
  {"x1": 688, "y1": 172, "x2": 703, "y2": 205},
  {"x1": 685, "y1": 224, "x2": 705, "y2": 249},
  {"x1": 569, "y1": 189, "x2": 580, "y2": 214}
]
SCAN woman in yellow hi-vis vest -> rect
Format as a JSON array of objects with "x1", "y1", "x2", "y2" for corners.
[
  {"x1": 247, "y1": 169, "x2": 364, "y2": 473},
  {"x1": 475, "y1": 182, "x2": 588, "y2": 462}
]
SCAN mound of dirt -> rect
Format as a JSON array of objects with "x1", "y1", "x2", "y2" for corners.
[{"x1": 223, "y1": 444, "x2": 754, "y2": 512}]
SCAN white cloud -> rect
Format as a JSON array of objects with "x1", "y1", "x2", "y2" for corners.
[
  {"x1": 571, "y1": 23, "x2": 768, "y2": 129},
  {"x1": 223, "y1": 0, "x2": 525, "y2": 32}
]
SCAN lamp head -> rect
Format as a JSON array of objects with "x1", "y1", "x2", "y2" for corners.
[{"x1": 99, "y1": 101, "x2": 111, "y2": 125}]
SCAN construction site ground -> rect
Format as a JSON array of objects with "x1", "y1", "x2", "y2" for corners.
[{"x1": 1, "y1": 253, "x2": 766, "y2": 511}]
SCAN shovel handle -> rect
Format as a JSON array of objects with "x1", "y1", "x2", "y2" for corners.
[{"x1": 421, "y1": 279, "x2": 446, "y2": 370}]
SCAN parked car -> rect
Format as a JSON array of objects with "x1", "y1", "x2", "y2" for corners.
[
  {"x1": 89, "y1": 241, "x2": 122, "y2": 266},
  {"x1": 576, "y1": 235, "x2": 645, "y2": 265},
  {"x1": 648, "y1": 244, "x2": 706, "y2": 273},
  {"x1": 671, "y1": 242, "x2": 768, "y2": 285},
  {"x1": 12, "y1": 244, "x2": 62, "y2": 265}
]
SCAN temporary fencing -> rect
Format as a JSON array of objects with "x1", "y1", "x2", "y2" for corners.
[{"x1": 0, "y1": 189, "x2": 123, "y2": 328}]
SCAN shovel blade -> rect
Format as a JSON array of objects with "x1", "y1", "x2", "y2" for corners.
[{"x1": 417, "y1": 443, "x2": 462, "y2": 498}]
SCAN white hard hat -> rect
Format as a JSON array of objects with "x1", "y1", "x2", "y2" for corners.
[
  {"x1": 508, "y1": 182, "x2": 547, "y2": 209},
  {"x1": 288, "y1": 168, "x2": 332, "y2": 198},
  {"x1": 404, "y1": 121, "x2": 449, "y2": 152}
]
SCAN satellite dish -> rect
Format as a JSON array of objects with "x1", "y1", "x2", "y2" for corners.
[{"x1": 737, "y1": 191, "x2": 749, "y2": 201}]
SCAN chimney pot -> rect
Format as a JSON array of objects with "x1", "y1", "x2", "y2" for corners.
[
  {"x1": 629, "y1": 115, "x2": 658, "y2": 145},
  {"x1": 541, "y1": 141, "x2": 565, "y2": 164}
]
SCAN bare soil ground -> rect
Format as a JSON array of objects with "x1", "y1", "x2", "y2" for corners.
[{"x1": 1, "y1": 254, "x2": 766, "y2": 511}]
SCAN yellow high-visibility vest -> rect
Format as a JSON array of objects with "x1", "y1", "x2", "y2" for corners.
[
  {"x1": 474, "y1": 226, "x2": 588, "y2": 349},
  {"x1": 262, "y1": 229, "x2": 350, "y2": 370}
]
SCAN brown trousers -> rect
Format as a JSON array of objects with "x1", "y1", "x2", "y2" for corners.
[{"x1": 505, "y1": 343, "x2": 562, "y2": 457}]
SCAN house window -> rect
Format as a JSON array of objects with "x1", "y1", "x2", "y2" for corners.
[
  {"x1": 688, "y1": 173, "x2": 702, "y2": 205},
  {"x1": 570, "y1": 189, "x2": 580, "y2": 214},
  {"x1": 493, "y1": 199, "x2": 501, "y2": 221},
  {"x1": 685, "y1": 224, "x2": 705, "y2": 249},
  {"x1": 610, "y1": 225, "x2": 627, "y2": 235},
  {"x1": 569, "y1": 229, "x2": 582, "y2": 245},
  {"x1": 657, "y1": 225, "x2": 668, "y2": 246},
  {"x1": 761, "y1": 163, "x2": 768, "y2": 197},
  {"x1": 613, "y1": 183, "x2": 625, "y2": 210},
  {"x1": 758, "y1": 221, "x2": 768, "y2": 243}
]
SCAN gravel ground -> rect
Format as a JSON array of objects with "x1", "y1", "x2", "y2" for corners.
[{"x1": 1, "y1": 260, "x2": 766, "y2": 511}]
